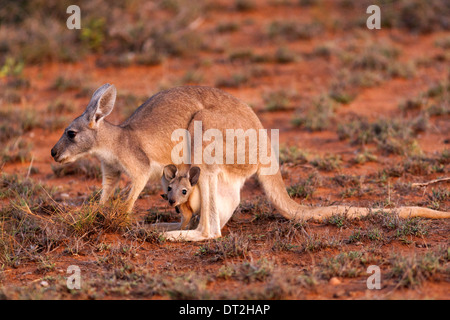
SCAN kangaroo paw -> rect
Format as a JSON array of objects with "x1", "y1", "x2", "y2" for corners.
[{"x1": 163, "y1": 230, "x2": 218, "y2": 242}]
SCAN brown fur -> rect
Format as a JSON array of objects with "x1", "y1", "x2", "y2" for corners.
[
  {"x1": 161, "y1": 164, "x2": 200, "y2": 230},
  {"x1": 52, "y1": 85, "x2": 450, "y2": 241}
]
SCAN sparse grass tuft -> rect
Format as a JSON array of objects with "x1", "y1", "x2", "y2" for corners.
[
  {"x1": 1, "y1": 138, "x2": 33, "y2": 164},
  {"x1": 311, "y1": 43, "x2": 334, "y2": 59},
  {"x1": 343, "y1": 42, "x2": 399, "y2": 70},
  {"x1": 425, "y1": 188, "x2": 450, "y2": 211},
  {"x1": 390, "y1": 249, "x2": 447, "y2": 288},
  {"x1": 0, "y1": 109, "x2": 40, "y2": 143},
  {"x1": 51, "y1": 159, "x2": 102, "y2": 180},
  {"x1": 215, "y1": 73, "x2": 249, "y2": 88},
  {"x1": 274, "y1": 47, "x2": 297, "y2": 64},
  {"x1": 325, "y1": 214, "x2": 348, "y2": 229},
  {"x1": 269, "y1": 219, "x2": 306, "y2": 252},
  {"x1": 47, "y1": 100, "x2": 76, "y2": 114},
  {"x1": 292, "y1": 96, "x2": 335, "y2": 131},
  {"x1": 263, "y1": 89, "x2": 295, "y2": 112},
  {"x1": 218, "y1": 258, "x2": 274, "y2": 283},
  {"x1": 395, "y1": 218, "x2": 430, "y2": 238},
  {"x1": 435, "y1": 36, "x2": 450, "y2": 49},
  {"x1": 235, "y1": 0, "x2": 256, "y2": 11},
  {"x1": 353, "y1": 150, "x2": 378, "y2": 164},
  {"x1": 310, "y1": 154, "x2": 342, "y2": 171},
  {"x1": 216, "y1": 22, "x2": 240, "y2": 33},
  {"x1": 238, "y1": 197, "x2": 276, "y2": 221},
  {"x1": 301, "y1": 232, "x2": 342, "y2": 252},
  {"x1": 124, "y1": 223, "x2": 166, "y2": 244},
  {"x1": 319, "y1": 251, "x2": 367, "y2": 279},
  {"x1": 0, "y1": 174, "x2": 63, "y2": 267},
  {"x1": 65, "y1": 199, "x2": 130, "y2": 236},
  {"x1": 196, "y1": 232, "x2": 250, "y2": 261},
  {"x1": 387, "y1": 0, "x2": 450, "y2": 33},
  {"x1": 163, "y1": 274, "x2": 209, "y2": 300},
  {"x1": 287, "y1": 173, "x2": 319, "y2": 199},
  {"x1": 337, "y1": 117, "x2": 421, "y2": 156},
  {"x1": 279, "y1": 145, "x2": 308, "y2": 165},
  {"x1": 51, "y1": 75, "x2": 83, "y2": 92},
  {"x1": 142, "y1": 207, "x2": 176, "y2": 224},
  {"x1": 267, "y1": 20, "x2": 323, "y2": 41}
]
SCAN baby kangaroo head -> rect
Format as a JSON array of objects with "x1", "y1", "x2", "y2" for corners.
[
  {"x1": 163, "y1": 164, "x2": 200, "y2": 207},
  {"x1": 51, "y1": 84, "x2": 117, "y2": 164}
]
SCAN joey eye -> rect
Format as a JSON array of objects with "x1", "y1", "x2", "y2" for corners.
[
  {"x1": 67, "y1": 130, "x2": 77, "y2": 139},
  {"x1": 167, "y1": 186, "x2": 172, "y2": 192},
  {"x1": 182, "y1": 189, "x2": 187, "y2": 195}
]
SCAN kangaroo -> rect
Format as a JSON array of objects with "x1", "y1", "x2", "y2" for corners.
[
  {"x1": 51, "y1": 84, "x2": 450, "y2": 242},
  {"x1": 160, "y1": 164, "x2": 201, "y2": 230}
]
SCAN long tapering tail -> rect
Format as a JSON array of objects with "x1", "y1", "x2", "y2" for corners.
[{"x1": 257, "y1": 169, "x2": 450, "y2": 220}]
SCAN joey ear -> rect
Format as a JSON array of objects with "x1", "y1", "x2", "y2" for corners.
[
  {"x1": 85, "y1": 84, "x2": 117, "y2": 128},
  {"x1": 163, "y1": 164, "x2": 178, "y2": 181},
  {"x1": 188, "y1": 166, "x2": 201, "y2": 186}
]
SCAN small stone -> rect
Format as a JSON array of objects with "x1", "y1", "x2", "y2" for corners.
[
  {"x1": 329, "y1": 277, "x2": 341, "y2": 286},
  {"x1": 40, "y1": 280, "x2": 49, "y2": 287}
]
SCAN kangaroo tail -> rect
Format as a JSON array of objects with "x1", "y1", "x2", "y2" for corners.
[
  {"x1": 257, "y1": 170, "x2": 450, "y2": 221},
  {"x1": 256, "y1": 169, "x2": 312, "y2": 220}
]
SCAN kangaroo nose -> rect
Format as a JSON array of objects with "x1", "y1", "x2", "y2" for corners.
[
  {"x1": 51, "y1": 148, "x2": 57, "y2": 158},
  {"x1": 169, "y1": 199, "x2": 175, "y2": 206}
]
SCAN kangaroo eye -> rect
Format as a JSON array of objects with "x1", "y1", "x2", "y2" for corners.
[
  {"x1": 167, "y1": 186, "x2": 172, "y2": 192},
  {"x1": 67, "y1": 130, "x2": 77, "y2": 139},
  {"x1": 182, "y1": 189, "x2": 187, "y2": 195}
]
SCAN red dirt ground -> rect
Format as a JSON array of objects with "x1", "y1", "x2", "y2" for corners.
[{"x1": 0, "y1": 0, "x2": 449, "y2": 300}]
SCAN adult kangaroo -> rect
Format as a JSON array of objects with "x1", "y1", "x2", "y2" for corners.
[{"x1": 51, "y1": 84, "x2": 450, "y2": 241}]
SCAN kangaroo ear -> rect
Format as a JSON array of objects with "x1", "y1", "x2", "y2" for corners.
[
  {"x1": 163, "y1": 164, "x2": 177, "y2": 181},
  {"x1": 85, "y1": 84, "x2": 117, "y2": 128},
  {"x1": 188, "y1": 166, "x2": 201, "y2": 186}
]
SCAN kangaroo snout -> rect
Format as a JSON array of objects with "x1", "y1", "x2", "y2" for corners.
[
  {"x1": 51, "y1": 145, "x2": 64, "y2": 162},
  {"x1": 169, "y1": 199, "x2": 176, "y2": 206},
  {"x1": 51, "y1": 144, "x2": 65, "y2": 162},
  {"x1": 51, "y1": 147, "x2": 58, "y2": 159}
]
